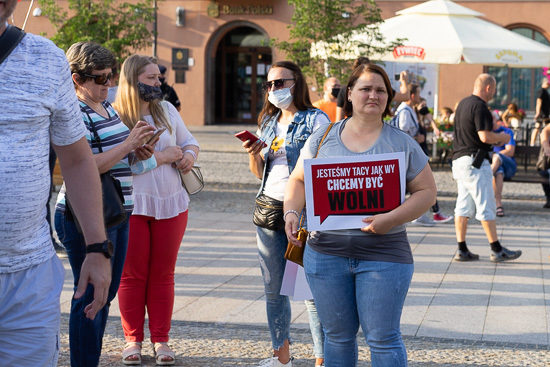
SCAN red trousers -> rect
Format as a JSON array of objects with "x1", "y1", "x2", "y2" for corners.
[{"x1": 118, "y1": 211, "x2": 188, "y2": 343}]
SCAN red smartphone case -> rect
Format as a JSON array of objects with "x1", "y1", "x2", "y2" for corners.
[{"x1": 235, "y1": 130, "x2": 267, "y2": 147}]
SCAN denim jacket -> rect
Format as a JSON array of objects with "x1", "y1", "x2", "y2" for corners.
[{"x1": 257, "y1": 108, "x2": 328, "y2": 197}]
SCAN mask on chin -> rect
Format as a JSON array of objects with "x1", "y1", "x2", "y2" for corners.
[
  {"x1": 137, "y1": 82, "x2": 163, "y2": 102},
  {"x1": 268, "y1": 85, "x2": 294, "y2": 110}
]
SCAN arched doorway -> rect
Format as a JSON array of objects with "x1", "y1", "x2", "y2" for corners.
[{"x1": 206, "y1": 23, "x2": 272, "y2": 124}]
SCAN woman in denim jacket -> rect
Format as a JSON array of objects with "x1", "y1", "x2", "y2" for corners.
[{"x1": 242, "y1": 61, "x2": 330, "y2": 367}]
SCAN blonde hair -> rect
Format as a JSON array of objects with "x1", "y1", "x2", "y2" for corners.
[{"x1": 113, "y1": 55, "x2": 171, "y2": 133}]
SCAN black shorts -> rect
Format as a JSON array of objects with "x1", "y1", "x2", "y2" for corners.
[{"x1": 534, "y1": 118, "x2": 550, "y2": 129}]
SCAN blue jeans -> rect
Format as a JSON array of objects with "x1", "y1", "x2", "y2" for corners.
[
  {"x1": 54, "y1": 209, "x2": 129, "y2": 367},
  {"x1": 305, "y1": 299, "x2": 325, "y2": 359},
  {"x1": 304, "y1": 246, "x2": 413, "y2": 367},
  {"x1": 256, "y1": 226, "x2": 291, "y2": 350},
  {"x1": 494, "y1": 153, "x2": 516, "y2": 179}
]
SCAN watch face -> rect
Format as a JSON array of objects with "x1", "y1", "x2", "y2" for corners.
[{"x1": 105, "y1": 240, "x2": 114, "y2": 256}]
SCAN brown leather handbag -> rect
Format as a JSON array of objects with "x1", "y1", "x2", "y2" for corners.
[
  {"x1": 284, "y1": 216, "x2": 307, "y2": 267},
  {"x1": 284, "y1": 122, "x2": 335, "y2": 267}
]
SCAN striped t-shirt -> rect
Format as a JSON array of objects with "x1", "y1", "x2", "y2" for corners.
[{"x1": 56, "y1": 101, "x2": 135, "y2": 213}]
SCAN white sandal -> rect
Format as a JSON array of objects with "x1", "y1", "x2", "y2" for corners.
[
  {"x1": 122, "y1": 342, "x2": 142, "y2": 365},
  {"x1": 154, "y1": 342, "x2": 175, "y2": 365}
]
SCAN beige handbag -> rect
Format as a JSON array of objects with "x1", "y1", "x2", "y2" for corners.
[
  {"x1": 160, "y1": 101, "x2": 204, "y2": 195},
  {"x1": 178, "y1": 165, "x2": 204, "y2": 195}
]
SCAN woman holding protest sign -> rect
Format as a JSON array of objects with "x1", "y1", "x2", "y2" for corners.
[
  {"x1": 283, "y1": 63, "x2": 436, "y2": 367},
  {"x1": 242, "y1": 61, "x2": 330, "y2": 367}
]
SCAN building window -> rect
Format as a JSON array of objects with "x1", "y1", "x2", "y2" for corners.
[{"x1": 487, "y1": 27, "x2": 549, "y2": 112}]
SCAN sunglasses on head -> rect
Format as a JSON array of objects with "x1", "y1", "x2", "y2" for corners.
[
  {"x1": 263, "y1": 78, "x2": 295, "y2": 91},
  {"x1": 82, "y1": 72, "x2": 113, "y2": 85}
]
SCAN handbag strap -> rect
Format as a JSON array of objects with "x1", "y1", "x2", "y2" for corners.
[
  {"x1": 83, "y1": 105, "x2": 111, "y2": 154},
  {"x1": 0, "y1": 25, "x2": 25, "y2": 65},
  {"x1": 298, "y1": 121, "x2": 336, "y2": 228}
]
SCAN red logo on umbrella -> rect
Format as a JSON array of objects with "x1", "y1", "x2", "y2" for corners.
[{"x1": 393, "y1": 46, "x2": 426, "y2": 60}]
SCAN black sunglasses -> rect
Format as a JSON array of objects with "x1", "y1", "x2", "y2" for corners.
[
  {"x1": 82, "y1": 72, "x2": 113, "y2": 85},
  {"x1": 263, "y1": 78, "x2": 295, "y2": 91}
]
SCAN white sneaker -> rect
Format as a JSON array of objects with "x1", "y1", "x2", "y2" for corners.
[
  {"x1": 257, "y1": 357, "x2": 293, "y2": 367},
  {"x1": 411, "y1": 214, "x2": 435, "y2": 227}
]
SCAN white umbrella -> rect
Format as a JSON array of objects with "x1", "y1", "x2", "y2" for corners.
[
  {"x1": 313, "y1": 0, "x2": 550, "y2": 117},
  {"x1": 373, "y1": 0, "x2": 550, "y2": 67}
]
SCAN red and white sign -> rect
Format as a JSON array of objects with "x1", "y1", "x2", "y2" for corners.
[
  {"x1": 304, "y1": 152, "x2": 406, "y2": 231},
  {"x1": 393, "y1": 46, "x2": 426, "y2": 60}
]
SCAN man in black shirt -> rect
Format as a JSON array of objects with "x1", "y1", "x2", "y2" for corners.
[
  {"x1": 452, "y1": 73, "x2": 521, "y2": 262},
  {"x1": 530, "y1": 77, "x2": 550, "y2": 146},
  {"x1": 158, "y1": 65, "x2": 181, "y2": 111}
]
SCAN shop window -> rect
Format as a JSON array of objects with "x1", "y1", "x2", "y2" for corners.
[{"x1": 487, "y1": 27, "x2": 549, "y2": 112}]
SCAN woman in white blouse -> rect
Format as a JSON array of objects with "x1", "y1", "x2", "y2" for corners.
[{"x1": 113, "y1": 55, "x2": 199, "y2": 366}]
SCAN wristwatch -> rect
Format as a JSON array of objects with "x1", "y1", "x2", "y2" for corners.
[{"x1": 86, "y1": 240, "x2": 114, "y2": 259}]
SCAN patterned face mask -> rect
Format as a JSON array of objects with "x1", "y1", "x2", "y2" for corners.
[{"x1": 137, "y1": 82, "x2": 163, "y2": 102}]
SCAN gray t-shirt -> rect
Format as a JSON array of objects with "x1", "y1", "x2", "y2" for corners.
[
  {"x1": 300, "y1": 119, "x2": 428, "y2": 263},
  {"x1": 0, "y1": 33, "x2": 86, "y2": 273}
]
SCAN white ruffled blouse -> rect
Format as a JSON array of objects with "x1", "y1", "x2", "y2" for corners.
[{"x1": 131, "y1": 102, "x2": 199, "y2": 219}]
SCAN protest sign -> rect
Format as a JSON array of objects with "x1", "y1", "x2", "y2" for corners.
[{"x1": 304, "y1": 152, "x2": 406, "y2": 231}]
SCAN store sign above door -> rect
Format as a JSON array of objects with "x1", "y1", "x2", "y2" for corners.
[{"x1": 207, "y1": 2, "x2": 273, "y2": 17}]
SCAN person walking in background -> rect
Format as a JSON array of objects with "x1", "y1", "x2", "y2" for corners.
[
  {"x1": 313, "y1": 76, "x2": 341, "y2": 122},
  {"x1": 284, "y1": 63, "x2": 437, "y2": 367},
  {"x1": 394, "y1": 84, "x2": 453, "y2": 226},
  {"x1": 537, "y1": 124, "x2": 550, "y2": 208},
  {"x1": 530, "y1": 78, "x2": 550, "y2": 146},
  {"x1": 54, "y1": 42, "x2": 156, "y2": 367},
  {"x1": 114, "y1": 55, "x2": 199, "y2": 366},
  {"x1": 335, "y1": 57, "x2": 410, "y2": 121},
  {"x1": 451, "y1": 74, "x2": 521, "y2": 262},
  {"x1": 241, "y1": 61, "x2": 330, "y2": 367},
  {"x1": 0, "y1": 4, "x2": 111, "y2": 365},
  {"x1": 158, "y1": 64, "x2": 182, "y2": 111},
  {"x1": 491, "y1": 116, "x2": 517, "y2": 217}
]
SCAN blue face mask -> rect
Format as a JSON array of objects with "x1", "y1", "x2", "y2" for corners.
[
  {"x1": 268, "y1": 84, "x2": 294, "y2": 110},
  {"x1": 137, "y1": 82, "x2": 163, "y2": 102}
]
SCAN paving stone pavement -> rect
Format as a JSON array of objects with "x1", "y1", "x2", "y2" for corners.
[{"x1": 53, "y1": 125, "x2": 550, "y2": 366}]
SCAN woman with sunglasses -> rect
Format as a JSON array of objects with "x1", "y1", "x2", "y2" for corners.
[
  {"x1": 114, "y1": 55, "x2": 199, "y2": 366},
  {"x1": 54, "y1": 42, "x2": 157, "y2": 367},
  {"x1": 284, "y1": 64, "x2": 436, "y2": 366},
  {"x1": 242, "y1": 61, "x2": 330, "y2": 367}
]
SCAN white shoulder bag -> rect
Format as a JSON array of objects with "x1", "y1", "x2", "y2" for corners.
[{"x1": 160, "y1": 101, "x2": 204, "y2": 195}]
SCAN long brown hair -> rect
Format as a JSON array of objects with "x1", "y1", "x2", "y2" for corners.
[
  {"x1": 113, "y1": 55, "x2": 171, "y2": 133},
  {"x1": 343, "y1": 63, "x2": 394, "y2": 118},
  {"x1": 257, "y1": 61, "x2": 313, "y2": 127}
]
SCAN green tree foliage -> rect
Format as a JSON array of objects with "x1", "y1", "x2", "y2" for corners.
[
  {"x1": 274, "y1": 0, "x2": 401, "y2": 89},
  {"x1": 38, "y1": 0, "x2": 155, "y2": 65}
]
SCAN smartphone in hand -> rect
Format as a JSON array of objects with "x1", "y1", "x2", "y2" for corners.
[
  {"x1": 235, "y1": 130, "x2": 267, "y2": 147},
  {"x1": 145, "y1": 127, "x2": 167, "y2": 145}
]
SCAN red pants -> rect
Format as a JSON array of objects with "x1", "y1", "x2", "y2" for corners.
[{"x1": 118, "y1": 211, "x2": 188, "y2": 343}]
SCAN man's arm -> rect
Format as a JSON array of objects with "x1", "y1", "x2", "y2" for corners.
[
  {"x1": 478, "y1": 130, "x2": 510, "y2": 146},
  {"x1": 535, "y1": 98, "x2": 542, "y2": 120},
  {"x1": 393, "y1": 71, "x2": 410, "y2": 103},
  {"x1": 53, "y1": 137, "x2": 111, "y2": 320}
]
